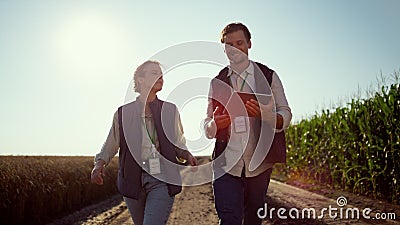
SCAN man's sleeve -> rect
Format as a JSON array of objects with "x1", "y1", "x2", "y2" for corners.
[{"x1": 271, "y1": 72, "x2": 292, "y2": 132}]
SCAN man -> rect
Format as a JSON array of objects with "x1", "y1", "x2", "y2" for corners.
[{"x1": 204, "y1": 22, "x2": 292, "y2": 224}]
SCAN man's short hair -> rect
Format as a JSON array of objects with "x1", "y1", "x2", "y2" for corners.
[
  {"x1": 220, "y1": 22, "x2": 251, "y2": 43},
  {"x1": 133, "y1": 60, "x2": 161, "y2": 93}
]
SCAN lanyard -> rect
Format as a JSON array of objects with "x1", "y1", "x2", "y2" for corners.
[
  {"x1": 230, "y1": 71, "x2": 250, "y2": 92},
  {"x1": 143, "y1": 118, "x2": 157, "y2": 156}
]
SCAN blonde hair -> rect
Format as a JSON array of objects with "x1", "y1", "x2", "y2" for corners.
[{"x1": 133, "y1": 60, "x2": 161, "y2": 93}]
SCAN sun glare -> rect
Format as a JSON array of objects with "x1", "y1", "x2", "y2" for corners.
[{"x1": 56, "y1": 12, "x2": 125, "y2": 75}]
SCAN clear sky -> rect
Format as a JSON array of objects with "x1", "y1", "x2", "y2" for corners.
[{"x1": 0, "y1": 0, "x2": 399, "y2": 156}]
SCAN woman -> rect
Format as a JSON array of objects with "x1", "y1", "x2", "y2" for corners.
[{"x1": 91, "y1": 60, "x2": 197, "y2": 225}]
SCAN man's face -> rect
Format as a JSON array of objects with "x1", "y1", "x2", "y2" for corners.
[
  {"x1": 139, "y1": 63, "x2": 163, "y2": 93},
  {"x1": 223, "y1": 30, "x2": 252, "y2": 64}
]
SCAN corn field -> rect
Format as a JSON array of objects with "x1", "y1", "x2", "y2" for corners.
[{"x1": 282, "y1": 72, "x2": 400, "y2": 204}]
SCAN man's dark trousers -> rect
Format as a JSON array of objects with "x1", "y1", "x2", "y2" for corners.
[{"x1": 213, "y1": 167, "x2": 273, "y2": 225}]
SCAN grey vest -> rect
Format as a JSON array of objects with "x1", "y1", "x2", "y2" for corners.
[{"x1": 117, "y1": 97, "x2": 182, "y2": 199}]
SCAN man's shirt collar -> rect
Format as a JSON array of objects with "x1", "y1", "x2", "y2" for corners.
[{"x1": 228, "y1": 60, "x2": 254, "y2": 78}]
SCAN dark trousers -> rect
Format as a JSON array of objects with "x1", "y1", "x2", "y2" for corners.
[{"x1": 212, "y1": 168, "x2": 273, "y2": 225}]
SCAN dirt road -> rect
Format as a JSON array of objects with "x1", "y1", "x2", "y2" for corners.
[
  {"x1": 49, "y1": 158, "x2": 399, "y2": 224},
  {"x1": 51, "y1": 179, "x2": 399, "y2": 225}
]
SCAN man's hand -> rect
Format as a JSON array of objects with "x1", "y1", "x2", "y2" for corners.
[
  {"x1": 260, "y1": 99, "x2": 275, "y2": 122},
  {"x1": 245, "y1": 99, "x2": 262, "y2": 118},
  {"x1": 91, "y1": 160, "x2": 106, "y2": 185},
  {"x1": 213, "y1": 106, "x2": 231, "y2": 130},
  {"x1": 246, "y1": 99, "x2": 277, "y2": 126},
  {"x1": 246, "y1": 99, "x2": 283, "y2": 129}
]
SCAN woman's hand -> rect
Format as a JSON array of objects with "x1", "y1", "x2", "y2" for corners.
[
  {"x1": 185, "y1": 151, "x2": 198, "y2": 172},
  {"x1": 91, "y1": 160, "x2": 106, "y2": 185},
  {"x1": 186, "y1": 151, "x2": 198, "y2": 166},
  {"x1": 177, "y1": 150, "x2": 199, "y2": 172}
]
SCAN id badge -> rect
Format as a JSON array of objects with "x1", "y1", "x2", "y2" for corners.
[
  {"x1": 148, "y1": 157, "x2": 161, "y2": 175},
  {"x1": 234, "y1": 116, "x2": 247, "y2": 133}
]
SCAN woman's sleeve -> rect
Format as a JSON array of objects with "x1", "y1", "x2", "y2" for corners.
[
  {"x1": 174, "y1": 106, "x2": 189, "y2": 158},
  {"x1": 94, "y1": 111, "x2": 120, "y2": 166}
]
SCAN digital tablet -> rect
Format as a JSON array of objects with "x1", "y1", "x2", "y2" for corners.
[
  {"x1": 235, "y1": 92, "x2": 272, "y2": 105},
  {"x1": 223, "y1": 92, "x2": 272, "y2": 117}
]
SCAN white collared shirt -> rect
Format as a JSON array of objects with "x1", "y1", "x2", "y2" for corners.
[{"x1": 228, "y1": 61, "x2": 255, "y2": 92}]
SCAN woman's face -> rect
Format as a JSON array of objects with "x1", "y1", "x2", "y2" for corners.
[{"x1": 139, "y1": 63, "x2": 164, "y2": 93}]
